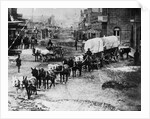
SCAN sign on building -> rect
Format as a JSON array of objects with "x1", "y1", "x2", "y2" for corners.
[{"x1": 98, "y1": 16, "x2": 108, "y2": 22}]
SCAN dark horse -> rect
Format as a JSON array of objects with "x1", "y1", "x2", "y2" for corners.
[
  {"x1": 62, "y1": 57, "x2": 83, "y2": 77},
  {"x1": 54, "y1": 64, "x2": 71, "y2": 84},
  {"x1": 82, "y1": 55, "x2": 92, "y2": 72},
  {"x1": 31, "y1": 67, "x2": 56, "y2": 89},
  {"x1": 43, "y1": 69, "x2": 56, "y2": 89},
  {"x1": 72, "y1": 60, "x2": 83, "y2": 77},
  {"x1": 22, "y1": 76, "x2": 38, "y2": 99},
  {"x1": 32, "y1": 48, "x2": 41, "y2": 62},
  {"x1": 31, "y1": 67, "x2": 41, "y2": 89},
  {"x1": 119, "y1": 47, "x2": 131, "y2": 59}
]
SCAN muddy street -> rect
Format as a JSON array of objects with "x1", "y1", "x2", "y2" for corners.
[{"x1": 8, "y1": 39, "x2": 141, "y2": 111}]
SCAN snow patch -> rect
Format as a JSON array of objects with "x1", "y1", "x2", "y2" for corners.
[{"x1": 107, "y1": 66, "x2": 140, "y2": 72}]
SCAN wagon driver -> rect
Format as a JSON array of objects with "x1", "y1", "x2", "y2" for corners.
[
  {"x1": 86, "y1": 48, "x2": 92, "y2": 56},
  {"x1": 48, "y1": 39, "x2": 53, "y2": 47}
]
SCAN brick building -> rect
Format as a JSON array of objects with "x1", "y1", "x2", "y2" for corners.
[
  {"x1": 79, "y1": 8, "x2": 141, "y2": 50},
  {"x1": 78, "y1": 8, "x2": 102, "y2": 39},
  {"x1": 106, "y1": 8, "x2": 141, "y2": 49}
]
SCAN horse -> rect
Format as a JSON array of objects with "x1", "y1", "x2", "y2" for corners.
[
  {"x1": 31, "y1": 67, "x2": 56, "y2": 89},
  {"x1": 82, "y1": 55, "x2": 92, "y2": 72},
  {"x1": 47, "y1": 70, "x2": 56, "y2": 88},
  {"x1": 50, "y1": 63, "x2": 70, "y2": 84},
  {"x1": 12, "y1": 76, "x2": 25, "y2": 98},
  {"x1": 41, "y1": 68, "x2": 56, "y2": 89},
  {"x1": 48, "y1": 64, "x2": 60, "y2": 71},
  {"x1": 54, "y1": 47, "x2": 63, "y2": 59},
  {"x1": 71, "y1": 56, "x2": 83, "y2": 77},
  {"x1": 38, "y1": 68, "x2": 48, "y2": 89},
  {"x1": 32, "y1": 48, "x2": 41, "y2": 61},
  {"x1": 119, "y1": 47, "x2": 131, "y2": 59},
  {"x1": 60, "y1": 64, "x2": 71, "y2": 83},
  {"x1": 22, "y1": 76, "x2": 38, "y2": 99},
  {"x1": 12, "y1": 76, "x2": 38, "y2": 99},
  {"x1": 31, "y1": 67, "x2": 41, "y2": 89}
]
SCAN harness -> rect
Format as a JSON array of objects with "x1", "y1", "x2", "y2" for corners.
[
  {"x1": 15, "y1": 79, "x2": 25, "y2": 88},
  {"x1": 82, "y1": 55, "x2": 91, "y2": 63},
  {"x1": 48, "y1": 70, "x2": 56, "y2": 78},
  {"x1": 15, "y1": 80, "x2": 20, "y2": 87},
  {"x1": 37, "y1": 69, "x2": 40, "y2": 77}
]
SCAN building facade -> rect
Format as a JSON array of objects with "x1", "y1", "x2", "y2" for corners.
[
  {"x1": 8, "y1": 8, "x2": 26, "y2": 49},
  {"x1": 79, "y1": 8, "x2": 141, "y2": 50},
  {"x1": 106, "y1": 8, "x2": 141, "y2": 49}
]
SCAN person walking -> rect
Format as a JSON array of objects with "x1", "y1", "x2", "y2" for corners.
[
  {"x1": 134, "y1": 49, "x2": 140, "y2": 65},
  {"x1": 75, "y1": 40, "x2": 78, "y2": 50},
  {"x1": 23, "y1": 35, "x2": 29, "y2": 49},
  {"x1": 16, "y1": 54, "x2": 21, "y2": 73}
]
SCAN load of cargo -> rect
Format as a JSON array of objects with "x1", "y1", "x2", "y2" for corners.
[{"x1": 84, "y1": 36, "x2": 120, "y2": 54}]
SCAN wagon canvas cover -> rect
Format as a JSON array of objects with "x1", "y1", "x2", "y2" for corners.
[
  {"x1": 102, "y1": 36, "x2": 120, "y2": 50},
  {"x1": 84, "y1": 36, "x2": 120, "y2": 53},
  {"x1": 84, "y1": 37, "x2": 104, "y2": 53}
]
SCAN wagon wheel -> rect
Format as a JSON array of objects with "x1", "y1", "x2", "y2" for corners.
[
  {"x1": 106, "y1": 53, "x2": 112, "y2": 63},
  {"x1": 114, "y1": 50, "x2": 120, "y2": 62},
  {"x1": 114, "y1": 54, "x2": 119, "y2": 62}
]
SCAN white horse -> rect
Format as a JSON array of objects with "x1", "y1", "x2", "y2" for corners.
[
  {"x1": 48, "y1": 64, "x2": 60, "y2": 71},
  {"x1": 11, "y1": 76, "x2": 25, "y2": 99},
  {"x1": 12, "y1": 76, "x2": 37, "y2": 99}
]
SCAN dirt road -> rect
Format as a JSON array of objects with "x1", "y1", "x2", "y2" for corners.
[{"x1": 8, "y1": 37, "x2": 141, "y2": 111}]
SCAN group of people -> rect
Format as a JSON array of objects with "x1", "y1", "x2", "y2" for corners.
[
  {"x1": 21, "y1": 35, "x2": 37, "y2": 49},
  {"x1": 12, "y1": 34, "x2": 37, "y2": 50}
]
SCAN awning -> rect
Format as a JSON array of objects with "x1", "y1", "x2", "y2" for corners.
[{"x1": 8, "y1": 21, "x2": 24, "y2": 24}]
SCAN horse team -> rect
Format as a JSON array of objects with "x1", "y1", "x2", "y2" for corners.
[
  {"x1": 11, "y1": 45, "x2": 131, "y2": 99},
  {"x1": 12, "y1": 53, "x2": 102, "y2": 99},
  {"x1": 32, "y1": 46, "x2": 63, "y2": 62}
]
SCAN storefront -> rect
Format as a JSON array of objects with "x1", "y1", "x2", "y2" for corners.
[
  {"x1": 8, "y1": 21, "x2": 26, "y2": 49},
  {"x1": 85, "y1": 29, "x2": 100, "y2": 39}
]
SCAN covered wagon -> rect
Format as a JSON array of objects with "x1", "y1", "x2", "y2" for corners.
[{"x1": 84, "y1": 36, "x2": 120, "y2": 63}]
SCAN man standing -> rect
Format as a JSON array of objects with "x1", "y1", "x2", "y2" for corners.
[
  {"x1": 31, "y1": 35, "x2": 35, "y2": 49},
  {"x1": 75, "y1": 40, "x2": 78, "y2": 50},
  {"x1": 134, "y1": 49, "x2": 140, "y2": 65},
  {"x1": 16, "y1": 54, "x2": 21, "y2": 73}
]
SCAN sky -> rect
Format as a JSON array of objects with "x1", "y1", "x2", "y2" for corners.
[{"x1": 17, "y1": 8, "x2": 83, "y2": 27}]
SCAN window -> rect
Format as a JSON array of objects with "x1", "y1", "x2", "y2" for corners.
[{"x1": 114, "y1": 27, "x2": 120, "y2": 36}]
